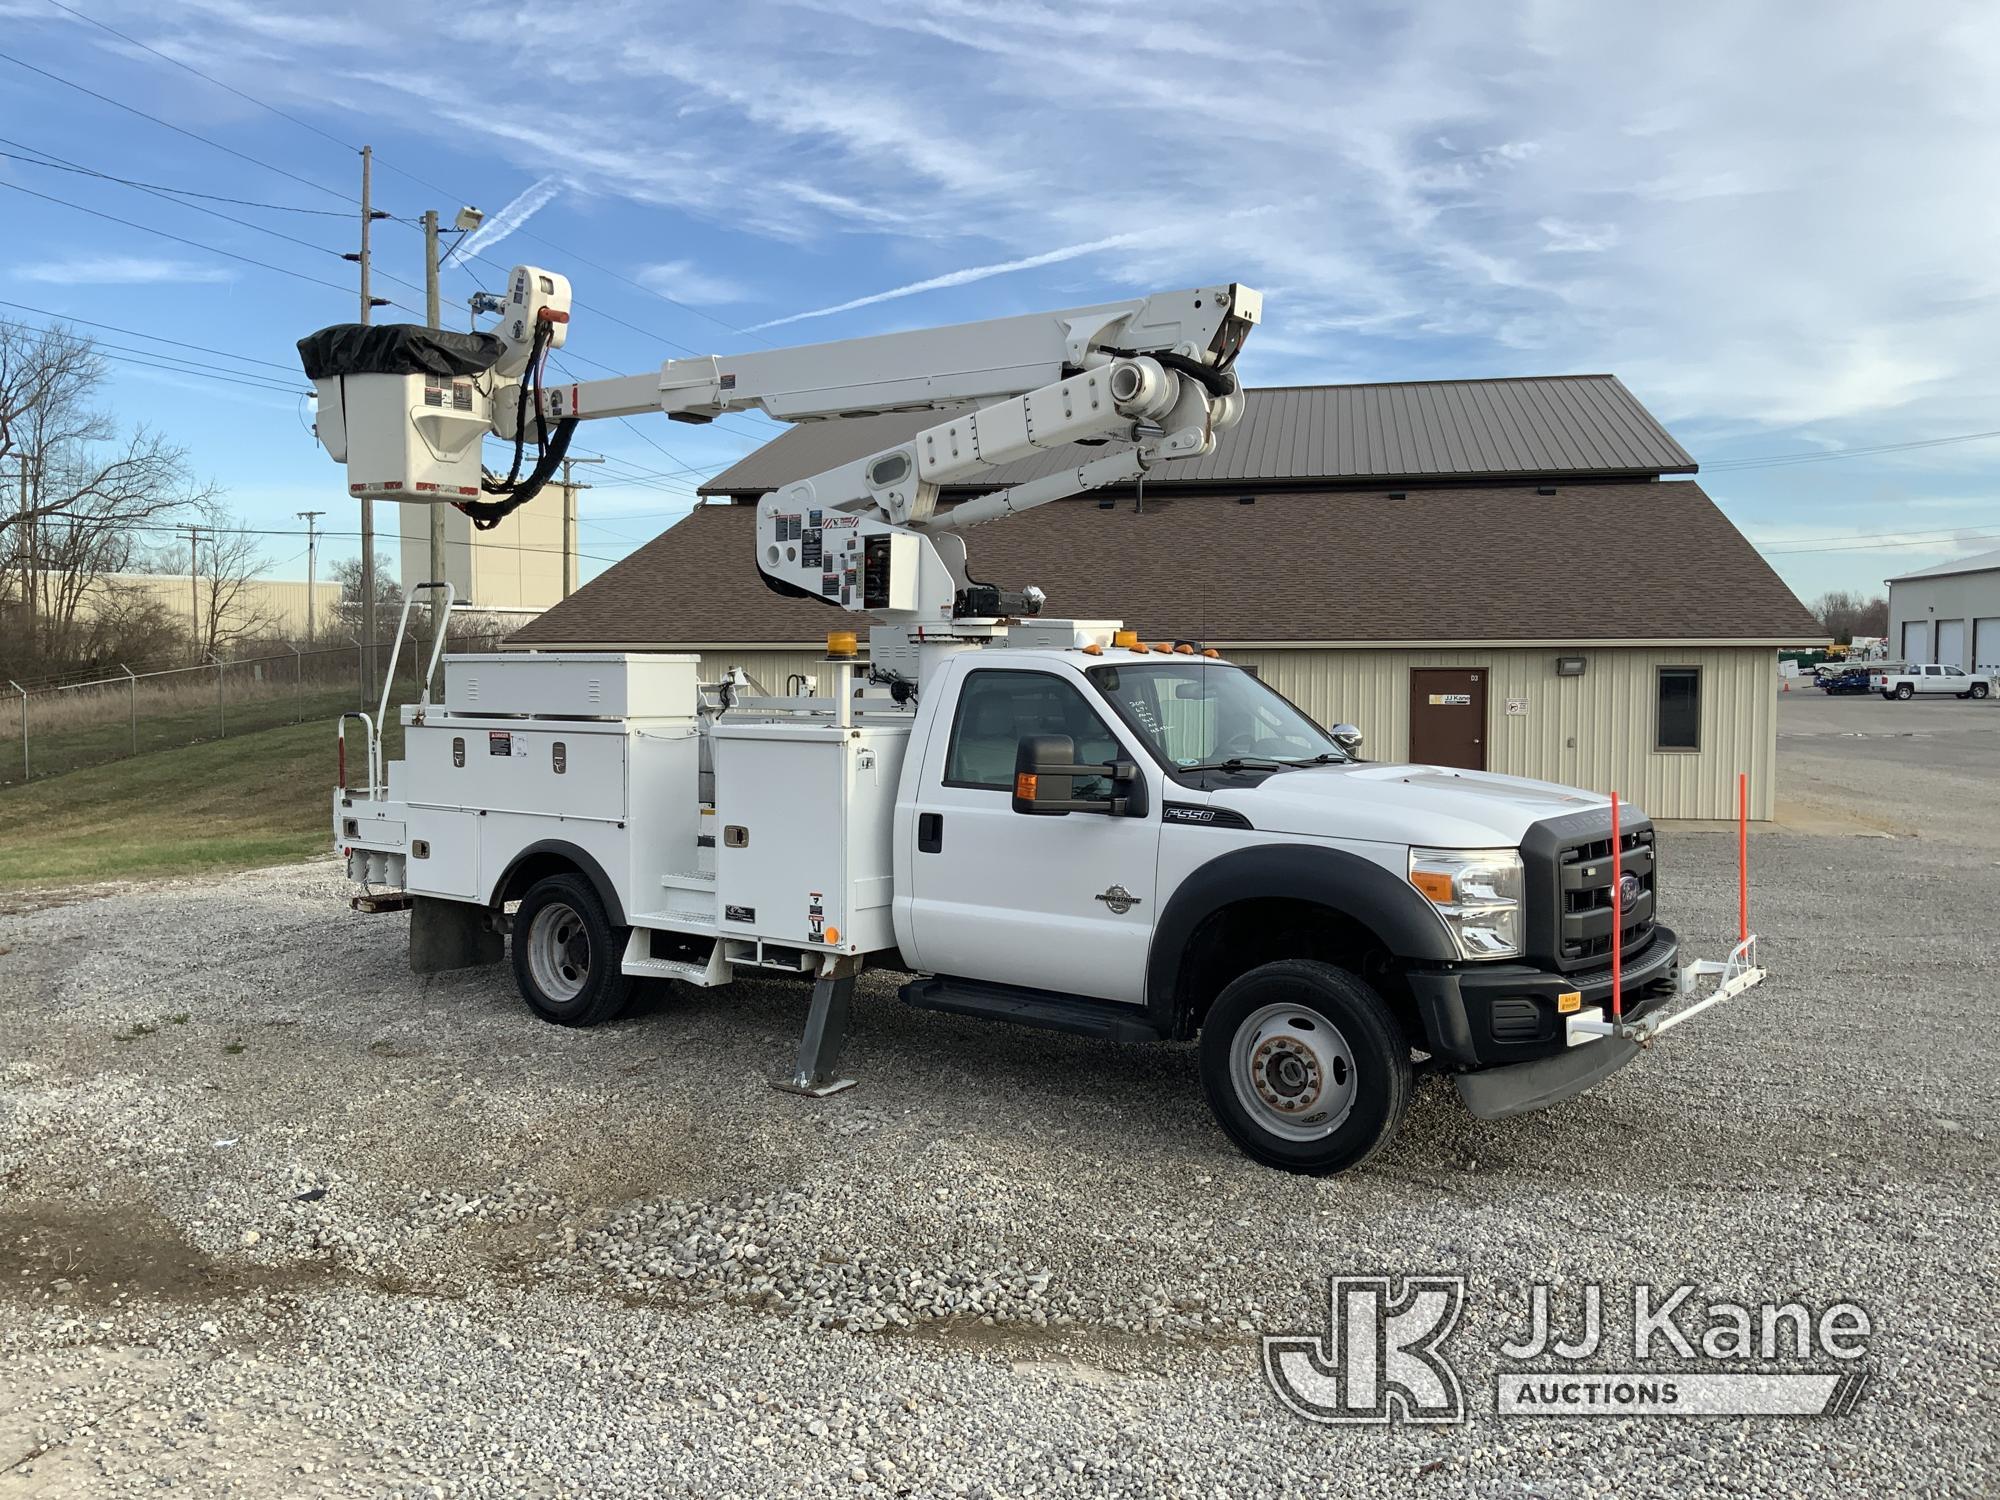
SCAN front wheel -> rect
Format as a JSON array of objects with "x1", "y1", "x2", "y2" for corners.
[
  {"x1": 1198, "y1": 960, "x2": 1411, "y2": 1175},
  {"x1": 1895, "y1": 684, "x2": 1914, "y2": 700},
  {"x1": 510, "y1": 873, "x2": 634, "y2": 1027},
  {"x1": 1971, "y1": 683, "x2": 1990, "y2": 700}
]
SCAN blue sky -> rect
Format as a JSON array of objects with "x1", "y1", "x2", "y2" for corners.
[{"x1": 4, "y1": 0, "x2": 1997, "y2": 604}]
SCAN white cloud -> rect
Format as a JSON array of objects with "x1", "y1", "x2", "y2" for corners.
[
  {"x1": 635, "y1": 260, "x2": 751, "y2": 305},
  {"x1": 457, "y1": 176, "x2": 566, "y2": 260},
  {"x1": 745, "y1": 233, "x2": 1150, "y2": 331},
  {"x1": 20, "y1": 255, "x2": 237, "y2": 285},
  {"x1": 1538, "y1": 218, "x2": 1620, "y2": 254},
  {"x1": 37, "y1": 0, "x2": 2000, "y2": 594}
]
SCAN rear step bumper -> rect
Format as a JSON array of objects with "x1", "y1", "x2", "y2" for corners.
[{"x1": 901, "y1": 977, "x2": 1167, "y2": 1044}]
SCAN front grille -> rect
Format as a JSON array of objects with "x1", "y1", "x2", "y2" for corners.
[{"x1": 1555, "y1": 826, "x2": 1656, "y2": 966}]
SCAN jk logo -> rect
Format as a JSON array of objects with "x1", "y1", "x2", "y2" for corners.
[{"x1": 1262, "y1": 1276, "x2": 1467, "y2": 1424}]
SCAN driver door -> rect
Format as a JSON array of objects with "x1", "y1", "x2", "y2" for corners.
[{"x1": 905, "y1": 667, "x2": 1161, "y2": 1004}]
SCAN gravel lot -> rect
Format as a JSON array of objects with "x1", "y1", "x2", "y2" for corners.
[{"x1": 2, "y1": 693, "x2": 1995, "y2": 1497}]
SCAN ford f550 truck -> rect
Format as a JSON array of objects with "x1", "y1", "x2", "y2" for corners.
[{"x1": 305, "y1": 266, "x2": 1762, "y2": 1174}]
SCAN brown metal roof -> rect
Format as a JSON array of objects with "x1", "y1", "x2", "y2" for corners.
[
  {"x1": 698, "y1": 376, "x2": 1697, "y2": 497},
  {"x1": 512, "y1": 481, "x2": 1818, "y2": 648}
]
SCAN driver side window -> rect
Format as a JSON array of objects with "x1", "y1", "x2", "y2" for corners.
[{"x1": 945, "y1": 670, "x2": 1122, "y2": 796}]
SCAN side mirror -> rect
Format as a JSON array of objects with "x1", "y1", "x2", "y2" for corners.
[
  {"x1": 1331, "y1": 723, "x2": 1364, "y2": 755},
  {"x1": 1012, "y1": 733, "x2": 1148, "y2": 817}
]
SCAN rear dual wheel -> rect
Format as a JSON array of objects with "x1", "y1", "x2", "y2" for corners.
[{"x1": 1198, "y1": 960, "x2": 1410, "y2": 1175}]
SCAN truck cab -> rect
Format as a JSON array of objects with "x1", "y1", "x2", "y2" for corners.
[{"x1": 886, "y1": 639, "x2": 1682, "y2": 1172}]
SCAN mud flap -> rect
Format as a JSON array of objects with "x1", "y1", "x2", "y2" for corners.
[
  {"x1": 1453, "y1": 1035, "x2": 1643, "y2": 1121},
  {"x1": 409, "y1": 896, "x2": 503, "y2": 975}
]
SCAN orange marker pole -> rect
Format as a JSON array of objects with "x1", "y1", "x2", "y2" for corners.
[
  {"x1": 1738, "y1": 772, "x2": 1749, "y2": 944},
  {"x1": 1610, "y1": 791, "x2": 1623, "y2": 1024}
]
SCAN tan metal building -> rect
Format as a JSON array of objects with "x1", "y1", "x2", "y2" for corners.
[
  {"x1": 511, "y1": 377, "x2": 1818, "y2": 820},
  {"x1": 48, "y1": 570, "x2": 341, "y2": 643},
  {"x1": 397, "y1": 483, "x2": 578, "y2": 616}
]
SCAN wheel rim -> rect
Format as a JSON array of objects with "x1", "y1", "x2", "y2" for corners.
[
  {"x1": 526, "y1": 901, "x2": 591, "y2": 1002},
  {"x1": 1229, "y1": 1002, "x2": 1359, "y2": 1142}
]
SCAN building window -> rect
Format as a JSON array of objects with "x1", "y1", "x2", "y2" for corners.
[{"x1": 1656, "y1": 667, "x2": 1701, "y2": 751}]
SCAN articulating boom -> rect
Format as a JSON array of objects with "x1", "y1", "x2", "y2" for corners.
[{"x1": 304, "y1": 269, "x2": 1260, "y2": 630}]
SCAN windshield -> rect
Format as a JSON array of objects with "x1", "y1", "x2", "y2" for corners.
[{"x1": 1084, "y1": 660, "x2": 1348, "y2": 770}]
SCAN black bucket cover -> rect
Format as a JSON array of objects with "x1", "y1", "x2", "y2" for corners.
[{"x1": 297, "y1": 324, "x2": 506, "y2": 381}]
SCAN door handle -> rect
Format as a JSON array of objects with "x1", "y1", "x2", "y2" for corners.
[{"x1": 917, "y1": 812, "x2": 943, "y2": 853}]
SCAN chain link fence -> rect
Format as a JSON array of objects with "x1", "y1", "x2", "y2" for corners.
[{"x1": 0, "y1": 624, "x2": 514, "y2": 785}]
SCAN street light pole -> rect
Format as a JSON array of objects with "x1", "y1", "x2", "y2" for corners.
[{"x1": 423, "y1": 208, "x2": 448, "y2": 662}]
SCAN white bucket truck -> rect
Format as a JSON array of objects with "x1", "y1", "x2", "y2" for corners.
[{"x1": 302, "y1": 271, "x2": 1762, "y2": 1174}]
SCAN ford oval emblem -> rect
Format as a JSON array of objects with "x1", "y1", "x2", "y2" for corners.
[{"x1": 1617, "y1": 872, "x2": 1643, "y2": 911}]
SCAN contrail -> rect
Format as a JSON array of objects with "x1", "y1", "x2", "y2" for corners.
[
  {"x1": 458, "y1": 177, "x2": 565, "y2": 261},
  {"x1": 745, "y1": 231, "x2": 1150, "y2": 331}
]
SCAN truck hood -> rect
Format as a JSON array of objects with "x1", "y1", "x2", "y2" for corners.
[{"x1": 1212, "y1": 763, "x2": 1615, "y2": 848}]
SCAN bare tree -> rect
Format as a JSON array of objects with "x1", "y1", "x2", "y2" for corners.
[
  {"x1": 332, "y1": 552, "x2": 403, "y2": 637},
  {"x1": 1813, "y1": 590, "x2": 1890, "y2": 644},
  {"x1": 0, "y1": 321, "x2": 213, "y2": 669},
  {"x1": 192, "y1": 522, "x2": 280, "y2": 657}
]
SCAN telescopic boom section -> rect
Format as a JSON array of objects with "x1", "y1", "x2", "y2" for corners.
[
  {"x1": 527, "y1": 276, "x2": 1261, "y2": 623},
  {"x1": 301, "y1": 265, "x2": 1259, "y2": 624}
]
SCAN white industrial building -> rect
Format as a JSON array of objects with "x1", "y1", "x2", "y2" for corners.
[{"x1": 1886, "y1": 547, "x2": 2000, "y2": 674}]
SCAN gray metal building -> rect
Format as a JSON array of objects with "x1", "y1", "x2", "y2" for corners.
[
  {"x1": 1885, "y1": 547, "x2": 2000, "y2": 673},
  {"x1": 514, "y1": 376, "x2": 1818, "y2": 819}
]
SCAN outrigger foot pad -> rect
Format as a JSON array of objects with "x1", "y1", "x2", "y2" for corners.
[{"x1": 773, "y1": 963, "x2": 859, "y2": 1097}]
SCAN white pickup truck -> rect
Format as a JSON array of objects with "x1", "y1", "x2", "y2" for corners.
[{"x1": 1871, "y1": 663, "x2": 1993, "y2": 700}]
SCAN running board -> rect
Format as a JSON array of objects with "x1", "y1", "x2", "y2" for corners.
[{"x1": 899, "y1": 977, "x2": 1166, "y2": 1044}]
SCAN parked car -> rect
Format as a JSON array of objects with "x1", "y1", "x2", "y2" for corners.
[{"x1": 1871, "y1": 664, "x2": 1993, "y2": 700}]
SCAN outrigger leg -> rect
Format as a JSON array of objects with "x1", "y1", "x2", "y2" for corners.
[{"x1": 775, "y1": 955, "x2": 861, "y2": 1097}]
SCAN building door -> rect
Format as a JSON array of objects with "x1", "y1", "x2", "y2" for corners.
[
  {"x1": 1975, "y1": 617, "x2": 2000, "y2": 676},
  {"x1": 1936, "y1": 618, "x2": 1967, "y2": 669},
  {"x1": 1409, "y1": 668, "x2": 1487, "y2": 769},
  {"x1": 1901, "y1": 619, "x2": 1928, "y2": 663}
]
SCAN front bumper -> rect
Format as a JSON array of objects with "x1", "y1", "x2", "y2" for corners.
[
  {"x1": 1407, "y1": 928, "x2": 1767, "y2": 1121},
  {"x1": 1406, "y1": 925, "x2": 1683, "y2": 1069}
]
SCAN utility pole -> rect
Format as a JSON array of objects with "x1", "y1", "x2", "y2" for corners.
[
  {"x1": 558, "y1": 456, "x2": 603, "y2": 599},
  {"x1": 181, "y1": 525, "x2": 205, "y2": 661},
  {"x1": 297, "y1": 510, "x2": 323, "y2": 645},
  {"x1": 423, "y1": 208, "x2": 447, "y2": 654},
  {"x1": 340, "y1": 146, "x2": 390, "y2": 701}
]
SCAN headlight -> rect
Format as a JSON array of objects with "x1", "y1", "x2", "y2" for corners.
[{"x1": 1409, "y1": 847, "x2": 1524, "y2": 960}]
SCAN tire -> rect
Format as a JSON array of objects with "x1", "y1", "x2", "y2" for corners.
[
  {"x1": 1198, "y1": 959, "x2": 1411, "y2": 1175},
  {"x1": 1971, "y1": 683, "x2": 1990, "y2": 700},
  {"x1": 510, "y1": 873, "x2": 634, "y2": 1027},
  {"x1": 1895, "y1": 684, "x2": 1914, "y2": 700}
]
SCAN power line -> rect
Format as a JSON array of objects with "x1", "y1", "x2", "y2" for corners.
[
  {"x1": 0, "y1": 135, "x2": 441, "y2": 306},
  {"x1": 0, "y1": 177, "x2": 418, "y2": 311},
  {"x1": 104, "y1": 517, "x2": 631, "y2": 566},
  {"x1": 0, "y1": 140, "x2": 358, "y2": 215},
  {"x1": 41, "y1": 0, "x2": 362, "y2": 155},
  {"x1": 0, "y1": 47, "x2": 361, "y2": 208},
  {"x1": 1707, "y1": 428, "x2": 2000, "y2": 472},
  {"x1": 0, "y1": 298, "x2": 302, "y2": 372},
  {"x1": 1759, "y1": 530, "x2": 2000, "y2": 557}
]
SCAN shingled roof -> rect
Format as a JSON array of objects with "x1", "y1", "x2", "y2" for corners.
[
  {"x1": 511, "y1": 481, "x2": 1819, "y2": 648},
  {"x1": 698, "y1": 376, "x2": 1697, "y2": 498}
]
